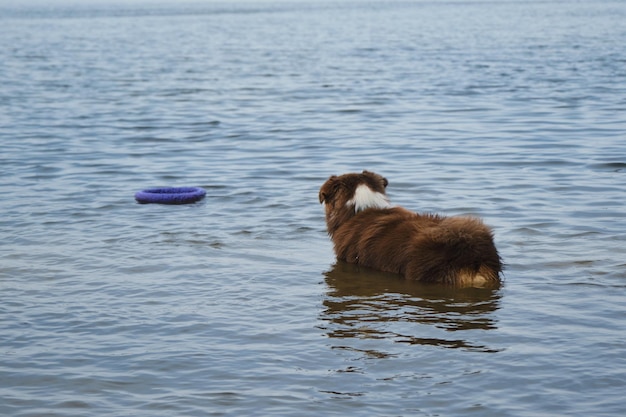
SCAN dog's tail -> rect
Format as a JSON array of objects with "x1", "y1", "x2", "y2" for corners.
[{"x1": 408, "y1": 216, "x2": 502, "y2": 286}]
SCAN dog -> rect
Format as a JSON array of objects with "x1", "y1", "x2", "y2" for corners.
[{"x1": 319, "y1": 171, "x2": 502, "y2": 286}]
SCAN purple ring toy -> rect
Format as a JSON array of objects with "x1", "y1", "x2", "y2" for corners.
[{"x1": 135, "y1": 187, "x2": 206, "y2": 205}]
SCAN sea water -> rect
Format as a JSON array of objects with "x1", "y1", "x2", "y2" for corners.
[{"x1": 1, "y1": 1, "x2": 625, "y2": 416}]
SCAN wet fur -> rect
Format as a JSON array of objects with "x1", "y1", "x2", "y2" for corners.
[{"x1": 319, "y1": 171, "x2": 502, "y2": 286}]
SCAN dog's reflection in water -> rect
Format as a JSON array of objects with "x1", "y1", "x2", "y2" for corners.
[{"x1": 320, "y1": 261, "x2": 502, "y2": 353}]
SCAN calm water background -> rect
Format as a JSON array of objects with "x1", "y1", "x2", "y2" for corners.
[{"x1": 1, "y1": 0, "x2": 625, "y2": 416}]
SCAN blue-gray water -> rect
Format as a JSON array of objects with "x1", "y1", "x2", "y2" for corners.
[{"x1": 1, "y1": 1, "x2": 625, "y2": 416}]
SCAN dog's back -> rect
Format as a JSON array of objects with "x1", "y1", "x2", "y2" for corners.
[{"x1": 320, "y1": 171, "x2": 502, "y2": 286}]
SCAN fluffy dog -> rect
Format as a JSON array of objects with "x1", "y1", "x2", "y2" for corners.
[{"x1": 319, "y1": 171, "x2": 502, "y2": 286}]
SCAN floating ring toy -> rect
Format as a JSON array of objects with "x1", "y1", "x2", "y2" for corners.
[{"x1": 135, "y1": 187, "x2": 206, "y2": 204}]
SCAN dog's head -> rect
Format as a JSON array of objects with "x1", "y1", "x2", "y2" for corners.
[{"x1": 319, "y1": 171, "x2": 390, "y2": 225}]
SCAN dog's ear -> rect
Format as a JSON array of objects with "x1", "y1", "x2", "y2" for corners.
[
  {"x1": 319, "y1": 175, "x2": 338, "y2": 204},
  {"x1": 362, "y1": 170, "x2": 388, "y2": 189}
]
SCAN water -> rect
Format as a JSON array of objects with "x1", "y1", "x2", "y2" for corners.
[{"x1": 1, "y1": 0, "x2": 625, "y2": 415}]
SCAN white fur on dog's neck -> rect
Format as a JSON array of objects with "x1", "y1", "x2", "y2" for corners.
[{"x1": 346, "y1": 184, "x2": 390, "y2": 213}]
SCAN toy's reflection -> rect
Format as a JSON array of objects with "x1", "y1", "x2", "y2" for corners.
[{"x1": 320, "y1": 262, "x2": 502, "y2": 353}]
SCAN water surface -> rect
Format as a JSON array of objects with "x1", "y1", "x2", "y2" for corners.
[{"x1": 1, "y1": 1, "x2": 625, "y2": 416}]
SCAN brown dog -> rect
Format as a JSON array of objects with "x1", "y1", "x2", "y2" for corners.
[{"x1": 319, "y1": 171, "x2": 502, "y2": 286}]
